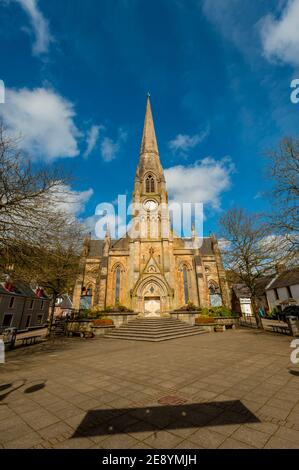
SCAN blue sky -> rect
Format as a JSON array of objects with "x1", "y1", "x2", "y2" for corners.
[{"x1": 0, "y1": 0, "x2": 299, "y2": 237}]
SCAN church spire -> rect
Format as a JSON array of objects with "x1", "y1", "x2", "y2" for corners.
[
  {"x1": 140, "y1": 94, "x2": 159, "y2": 155},
  {"x1": 136, "y1": 94, "x2": 164, "y2": 182}
]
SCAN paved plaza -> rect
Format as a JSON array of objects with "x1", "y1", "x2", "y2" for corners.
[{"x1": 0, "y1": 329, "x2": 299, "y2": 449}]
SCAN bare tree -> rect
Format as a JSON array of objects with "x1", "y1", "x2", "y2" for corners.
[
  {"x1": 7, "y1": 214, "x2": 84, "y2": 336},
  {"x1": 0, "y1": 123, "x2": 72, "y2": 252},
  {"x1": 219, "y1": 208, "x2": 281, "y2": 328},
  {"x1": 267, "y1": 137, "x2": 299, "y2": 256},
  {"x1": 0, "y1": 124, "x2": 87, "y2": 334}
]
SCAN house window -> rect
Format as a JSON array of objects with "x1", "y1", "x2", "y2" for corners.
[
  {"x1": 40, "y1": 300, "x2": 44, "y2": 310},
  {"x1": 287, "y1": 286, "x2": 292, "y2": 298},
  {"x1": 145, "y1": 174, "x2": 155, "y2": 193},
  {"x1": 8, "y1": 297, "x2": 15, "y2": 309},
  {"x1": 2, "y1": 314, "x2": 13, "y2": 327},
  {"x1": 37, "y1": 315, "x2": 43, "y2": 325},
  {"x1": 25, "y1": 316, "x2": 31, "y2": 328},
  {"x1": 29, "y1": 299, "x2": 34, "y2": 310},
  {"x1": 274, "y1": 288, "x2": 279, "y2": 300},
  {"x1": 183, "y1": 267, "x2": 189, "y2": 304},
  {"x1": 115, "y1": 268, "x2": 121, "y2": 303}
]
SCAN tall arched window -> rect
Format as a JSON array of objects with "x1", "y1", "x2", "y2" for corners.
[
  {"x1": 183, "y1": 266, "x2": 189, "y2": 304},
  {"x1": 209, "y1": 282, "x2": 222, "y2": 307},
  {"x1": 115, "y1": 268, "x2": 121, "y2": 303},
  {"x1": 146, "y1": 174, "x2": 155, "y2": 193}
]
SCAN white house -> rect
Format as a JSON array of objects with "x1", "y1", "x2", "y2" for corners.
[{"x1": 266, "y1": 267, "x2": 299, "y2": 311}]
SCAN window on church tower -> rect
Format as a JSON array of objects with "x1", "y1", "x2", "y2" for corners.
[
  {"x1": 115, "y1": 268, "x2": 121, "y2": 303},
  {"x1": 146, "y1": 174, "x2": 155, "y2": 193}
]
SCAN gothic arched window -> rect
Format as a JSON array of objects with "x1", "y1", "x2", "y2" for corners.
[
  {"x1": 183, "y1": 266, "x2": 189, "y2": 304},
  {"x1": 115, "y1": 268, "x2": 121, "y2": 303},
  {"x1": 146, "y1": 174, "x2": 155, "y2": 193},
  {"x1": 209, "y1": 282, "x2": 222, "y2": 307}
]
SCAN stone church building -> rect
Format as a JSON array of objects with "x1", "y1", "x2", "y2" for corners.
[{"x1": 73, "y1": 96, "x2": 230, "y2": 316}]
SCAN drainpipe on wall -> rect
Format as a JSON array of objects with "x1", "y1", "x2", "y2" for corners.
[{"x1": 19, "y1": 295, "x2": 27, "y2": 331}]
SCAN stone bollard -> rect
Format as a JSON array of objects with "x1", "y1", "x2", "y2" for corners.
[
  {"x1": 0, "y1": 339, "x2": 4, "y2": 363},
  {"x1": 286, "y1": 316, "x2": 299, "y2": 337}
]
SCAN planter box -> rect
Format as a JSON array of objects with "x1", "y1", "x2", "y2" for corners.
[
  {"x1": 170, "y1": 311, "x2": 199, "y2": 326},
  {"x1": 66, "y1": 320, "x2": 115, "y2": 337},
  {"x1": 213, "y1": 317, "x2": 239, "y2": 329}
]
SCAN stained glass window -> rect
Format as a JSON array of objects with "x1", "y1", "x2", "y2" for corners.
[
  {"x1": 183, "y1": 267, "x2": 189, "y2": 304},
  {"x1": 115, "y1": 268, "x2": 121, "y2": 303}
]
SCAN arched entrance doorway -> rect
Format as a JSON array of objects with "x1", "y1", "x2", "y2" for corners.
[
  {"x1": 132, "y1": 276, "x2": 173, "y2": 316},
  {"x1": 143, "y1": 282, "x2": 161, "y2": 317}
]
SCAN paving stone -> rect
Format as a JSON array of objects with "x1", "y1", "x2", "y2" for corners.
[
  {"x1": 144, "y1": 431, "x2": 183, "y2": 449},
  {"x1": 219, "y1": 438, "x2": 256, "y2": 449},
  {"x1": 3, "y1": 432, "x2": 44, "y2": 449},
  {"x1": 53, "y1": 437, "x2": 94, "y2": 449},
  {"x1": 258, "y1": 405, "x2": 290, "y2": 421},
  {"x1": 274, "y1": 426, "x2": 299, "y2": 445},
  {"x1": 264, "y1": 436, "x2": 299, "y2": 449},
  {"x1": 245, "y1": 422, "x2": 279, "y2": 435},
  {"x1": 174, "y1": 439, "x2": 204, "y2": 449},
  {"x1": 231, "y1": 426, "x2": 271, "y2": 448},
  {"x1": 0, "y1": 422, "x2": 34, "y2": 444},
  {"x1": 265, "y1": 398, "x2": 296, "y2": 412},
  {"x1": 100, "y1": 433, "x2": 140, "y2": 449},
  {"x1": 20, "y1": 409, "x2": 60, "y2": 430},
  {"x1": 38, "y1": 421, "x2": 73, "y2": 440},
  {"x1": 188, "y1": 428, "x2": 226, "y2": 448}
]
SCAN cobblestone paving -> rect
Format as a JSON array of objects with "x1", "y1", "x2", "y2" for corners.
[{"x1": 0, "y1": 329, "x2": 298, "y2": 449}]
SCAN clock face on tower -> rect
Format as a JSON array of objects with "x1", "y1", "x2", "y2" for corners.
[{"x1": 143, "y1": 199, "x2": 158, "y2": 211}]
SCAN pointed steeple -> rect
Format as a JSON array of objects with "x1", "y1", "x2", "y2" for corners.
[
  {"x1": 140, "y1": 93, "x2": 159, "y2": 155},
  {"x1": 136, "y1": 94, "x2": 165, "y2": 183}
]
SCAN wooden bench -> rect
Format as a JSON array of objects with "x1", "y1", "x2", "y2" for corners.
[{"x1": 269, "y1": 325, "x2": 289, "y2": 335}]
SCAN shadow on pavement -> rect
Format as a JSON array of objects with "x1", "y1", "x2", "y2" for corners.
[{"x1": 73, "y1": 400, "x2": 259, "y2": 438}]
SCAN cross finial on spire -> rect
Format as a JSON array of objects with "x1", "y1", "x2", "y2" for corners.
[{"x1": 147, "y1": 91, "x2": 151, "y2": 97}]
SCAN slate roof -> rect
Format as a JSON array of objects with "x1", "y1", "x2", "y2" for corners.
[
  {"x1": 87, "y1": 240, "x2": 104, "y2": 257},
  {"x1": 232, "y1": 284, "x2": 251, "y2": 299},
  {"x1": 0, "y1": 280, "x2": 47, "y2": 298},
  {"x1": 268, "y1": 267, "x2": 299, "y2": 290},
  {"x1": 173, "y1": 237, "x2": 214, "y2": 255},
  {"x1": 56, "y1": 294, "x2": 73, "y2": 309}
]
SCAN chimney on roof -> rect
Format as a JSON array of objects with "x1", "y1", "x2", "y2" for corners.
[{"x1": 275, "y1": 263, "x2": 285, "y2": 275}]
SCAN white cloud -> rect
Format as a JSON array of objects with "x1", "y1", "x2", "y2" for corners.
[
  {"x1": 164, "y1": 156, "x2": 235, "y2": 209},
  {"x1": 260, "y1": 0, "x2": 299, "y2": 67},
  {"x1": 15, "y1": 0, "x2": 52, "y2": 55},
  {"x1": 51, "y1": 184, "x2": 93, "y2": 217},
  {"x1": 100, "y1": 128, "x2": 127, "y2": 162},
  {"x1": 84, "y1": 125, "x2": 102, "y2": 159},
  {"x1": 0, "y1": 87, "x2": 80, "y2": 161},
  {"x1": 169, "y1": 128, "x2": 209, "y2": 154}
]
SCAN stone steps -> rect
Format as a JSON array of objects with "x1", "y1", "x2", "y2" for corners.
[{"x1": 104, "y1": 318, "x2": 207, "y2": 342}]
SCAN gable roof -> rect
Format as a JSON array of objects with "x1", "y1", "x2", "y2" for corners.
[
  {"x1": 267, "y1": 267, "x2": 299, "y2": 290},
  {"x1": 232, "y1": 284, "x2": 251, "y2": 299}
]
